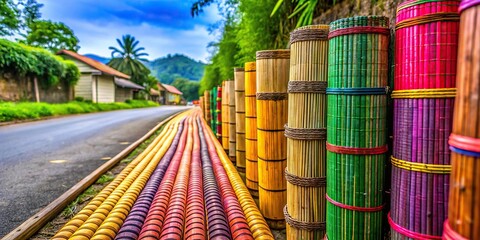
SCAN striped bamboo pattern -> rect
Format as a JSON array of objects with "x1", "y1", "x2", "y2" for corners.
[
  {"x1": 244, "y1": 61, "x2": 259, "y2": 203},
  {"x1": 256, "y1": 49, "x2": 290, "y2": 230},
  {"x1": 235, "y1": 68, "x2": 247, "y2": 183},
  {"x1": 52, "y1": 109, "x2": 273, "y2": 240},
  {"x1": 390, "y1": 1, "x2": 460, "y2": 239},
  {"x1": 222, "y1": 81, "x2": 230, "y2": 154},
  {"x1": 444, "y1": 1, "x2": 480, "y2": 239},
  {"x1": 204, "y1": 90, "x2": 211, "y2": 127},
  {"x1": 216, "y1": 86, "x2": 222, "y2": 142},
  {"x1": 211, "y1": 87, "x2": 217, "y2": 133},
  {"x1": 326, "y1": 16, "x2": 389, "y2": 240},
  {"x1": 286, "y1": 24, "x2": 329, "y2": 239},
  {"x1": 229, "y1": 79, "x2": 237, "y2": 166}
]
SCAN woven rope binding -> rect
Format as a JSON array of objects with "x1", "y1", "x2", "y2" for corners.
[
  {"x1": 284, "y1": 124, "x2": 326, "y2": 140},
  {"x1": 326, "y1": 143, "x2": 388, "y2": 155},
  {"x1": 328, "y1": 26, "x2": 390, "y2": 39},
  {"x1": 256, "y1": 92, "x2": 288, "y2": 101},
  {"x1": 388, "y1": 212, "x2": 442, "y2": 239},
  {"x1": 290, "y1": 28, "x2": 329, "y2": 44},
  {"x1": 443, "y1": 220, "x2": 469, "y2": 240},
  {"x1": 284, "y1": 206, "x2": 326, "y2": 231},
  {"x1": 285, "y1": 168, "x2": 326, "y2": 187},
  {"x1": 449, "y1": 133, "x2": 480, "y2": 152},
  {"x1": 326, "y1": 87, "x2": 388, "y2": 95},
  {"x1": 391, "y1": 88, "x2": 456, "y2": 98},
  {"x1": 390, "y1": 156, "x2": 451, "y2": 174},
  {"x1": 326, "y1": 194, "x2": 385, "y2": 212},
  {"x1": 396, "y1": 12, "x2": 460, "y2": 30},
  {"x1": 256, "y1": 50, "x2": 290, "y2": 59},
  {"x1": 288, "y1": 81, "x2": 327, "y2": 94}
]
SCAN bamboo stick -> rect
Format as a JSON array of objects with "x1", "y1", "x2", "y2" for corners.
[
  {"x1": 245, "y1": 61, "x2": 259, "y2": 203},
  {"x1": 256, "y1": 49, "x2": 290, "y2": 230},
  {"x1": 229, "y1": 79, "x2": 236, "y2": 166},
  {"x1": 235, "y1": 68, "x2": 247, "y2": 183}
]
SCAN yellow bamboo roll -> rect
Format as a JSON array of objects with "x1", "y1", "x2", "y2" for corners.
[
  {"x1": 256, "y1": 49, "x2": 290, "y2": 230},
  {"x1": 245, "y1": 62, "x2": 259, "y2": 203},
  {"x1": 222, "y1": 81, "x2": 229, "y2": 154},
  {"x1": 199, "y1": 96, "x2": 204, "y2": 117},
  {"x1": 228, "y1": 79, "x2": 237, "y2": 166},
  {"x1": 285, "y1": 25, "x2": 329, "y2": 239},
  {"x1": 204, "y1": 90, "x2": 211, "y2": 126},
  {"x1": 235, "y1": 67, "x2": 246, "y2": 183}
]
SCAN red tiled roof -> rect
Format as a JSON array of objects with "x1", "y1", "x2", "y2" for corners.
[
  {"x1": 57, "y1": 49, "x2": 130, "y2": 79},
  {"x1": 162, "y1": 84, "x2": 183, "y2": 95}
]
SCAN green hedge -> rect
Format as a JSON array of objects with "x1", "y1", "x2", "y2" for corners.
[
  {"x1": 0, "y1": 39, "x2": 80, "y2": 87},
  {"x1": 0, "y1": 100, "x2": 159, "y2": 122}
]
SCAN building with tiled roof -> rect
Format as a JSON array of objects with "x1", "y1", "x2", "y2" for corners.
[
  {"x1": 57, "y1": 50, "x2": 144, "y2": 103},
  {"x1": 157, "y1": 83, "x2": 183, "y2": 105}
]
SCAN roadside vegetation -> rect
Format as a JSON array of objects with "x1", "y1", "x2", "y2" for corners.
[{"x1": 0, "y1": 99, "x2": 158, "y2": 122}]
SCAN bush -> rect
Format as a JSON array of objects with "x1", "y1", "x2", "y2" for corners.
[
  {"x1": 0, "y1": 100, "x2": 159, "y2": 122},
  {"x1": 74, "y1": 96, "x2": 84, "y2": 102}
]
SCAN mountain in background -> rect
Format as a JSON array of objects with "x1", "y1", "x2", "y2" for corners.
[
  {"x1": 84, "y1": 54, "x2": 110, "y2": 64},
  {"x1": 145, "y1": 54, "x2": 205, "y2": 84},
  {"x1": 83, "y1": 53, "x2": 205, "y2": 84}
]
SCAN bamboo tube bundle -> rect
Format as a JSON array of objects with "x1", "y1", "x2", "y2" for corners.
[
  {"x1": 228, "y1": 79, "x2": 237, "y2": 166},
  {"x1": 389, "y1": 1, "x2": 460, "y2": 239},
  {"x1": 222, "y1": 81, "x2": 230, "y2": 154},
  {"x1": 235, "y1": 67, "x2": 247, "y2": 182},
  {"x1": 204, "y1": 90, "x2": 211, "y2": 127},
  {"x1": 217, "y1": 85, "x2": 222, "y2": 142},
  {"x1": 285, "y1": 24, "x2": 329, "y2": 239},
  {"x1": 443, "y1": 1, "x2": 480, "y2": 239},
  {"x1": 210, "y1": 88, "x2": 216, "y2": 132},
  {"x1": 244, "y1": 61, "x2": 259, "y2": 201},
  {"x1": 326, "y1": 16, "x2": 389, "y2": 239},
  {"x1": 256, "y1": 49, "x2": 290, "y2": 230}
]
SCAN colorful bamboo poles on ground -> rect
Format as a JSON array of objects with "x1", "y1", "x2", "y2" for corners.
[
  {"x1": 256, "y1": 49, "x2": 290, "y2": 230},
  {"x1": 389, "y1": 1, "x2": 460, "y2": 239},
  {"x1": 53, "y1": 109, "x2": 273, "y2": 240},
  {"x1": 244, "y1": 62, "x2": 259, "y2": 204},
  {"x1": 285, "y1": 24, "x2": 329, "y2": 239},
  {"x1": 326, "y1": 16, "x2": 389, "y2": 239},
  {"x1": 443, "y1": 1, "x2": 480, "y2": 239},
  {"x1": 235, "y1": 68, "x2": 247, "y2": 183}
]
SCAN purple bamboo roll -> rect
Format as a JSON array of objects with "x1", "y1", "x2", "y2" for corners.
[
  {"x1": 197, "y1": 118, "x2": 232, "y2": 239},
  {"x1": 115, "y1": 120, "x2": 186, "y2": 240}
]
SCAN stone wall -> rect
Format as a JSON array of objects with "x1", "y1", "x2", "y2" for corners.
[{"x1": 0, "y1": 75, "x2": 73, "y2": 103}]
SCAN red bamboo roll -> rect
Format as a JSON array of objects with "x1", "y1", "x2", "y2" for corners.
[{"x1": 217, "y1": 85, "x2": 222, "y2": 142}]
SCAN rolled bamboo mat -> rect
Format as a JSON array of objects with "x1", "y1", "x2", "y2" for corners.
[
  {"x1": 216, "y1": 83, "x2": 225, "y2": 142},
  {"x1": 204, "y1": 90, "x2": 211, "y2": 127},
  {"x1": 211, "y1": 87, "x2": 217, "y2": 133},
  {"x1": 390, "y1": 1, "x2": 460, "y2": 239},
  {"x1": 244, "y1": 61, "x2": 259, "y2": 203},
  {"x1": 443, "y1": 1, "x2": 480, "y2": 239},
  {"x1": 235, "y1": 67, "x2": 247, "y2": 183},
  {"x1": 222, "y1": 81, "x2": 229, "y2": 148},
  {"x1": 199, "y1": 96, "x2": 204, "y2": 116},
  {"x1": 256, "y1": 49, "x2": 290, "y2": 230},
  {"x1": 285, "y1": 24, "x2": 329, "y2": 239},
  {"x1": 326, "y1": 16, "x2": 389, "y2": 240},
  {"x1": 228, "y1": 79, "x2": 237, "y2": 166}
]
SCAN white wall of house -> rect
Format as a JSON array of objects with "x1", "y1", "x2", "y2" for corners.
[
  {"x1": 95, "y1": 75, "x2": 115, "y2": 103},
  {"x1": 75, "y1": 74, "x2": 93, "y2": 100}
]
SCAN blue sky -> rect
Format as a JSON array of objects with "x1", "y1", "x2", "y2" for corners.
[{"x1": 39, "y1": 0, "x2": 222, "y2": 62}]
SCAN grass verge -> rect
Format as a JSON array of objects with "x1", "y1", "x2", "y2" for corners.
[{"x1": 0, "y1": 99, "x2": 159, "y2": 122}]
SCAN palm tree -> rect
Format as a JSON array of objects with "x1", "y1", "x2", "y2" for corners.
[{"x1": 107, "y1": 34, "x2": 150, "y2": 85}]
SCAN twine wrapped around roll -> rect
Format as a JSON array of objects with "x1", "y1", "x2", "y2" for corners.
[
  {"x1": 235, "y1": 68, "x2": 246, "y2": 182},
  {"x1": 256, "y1": 49, "x2": 290, "y2": 230},
  {"x1": 286, "y1": 24, "x2": 329, "y2": 239},
  {"x1": 443, "y1": 1, "x2": 480, "y2": 239},
  {"x1": 228, "y1": 79, "x2": 236, "y2": 166},
  {"x1": 221, "y1": 81, "x2": 229, "y2": 154},
  {"x1": 204, "y1": 90, "x2": 211, "y2": 127},
  {"x1": 390, "y1": 1, "x2": 460, "y2": 239},
  {"x1": 326, "y1": 16, "x2": 389, "y2": 240},
  {"x1": 245, "y1": 62, "x2": 259, "y2": 202}
]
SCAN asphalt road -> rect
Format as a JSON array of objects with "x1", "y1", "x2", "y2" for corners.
[{"x1": 0, "y1": 106, "x2": 187, "y2": 237}]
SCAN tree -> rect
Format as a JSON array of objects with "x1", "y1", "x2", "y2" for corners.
[
  {"x1": 172, "y1": 78, "x2": 200, "y2": 101},
  {"x1": 21, "y1": 0, "x2": 43, "y2": 27},
  {"x1": 107, "y1": 34, "x2": 152, "y2": 88},
  {"x1": 0, "y1": 0, "x2": 21, "y2": 36},
  {"x1": 22, "y1": 20, "x2": 79, "y2": 52}
]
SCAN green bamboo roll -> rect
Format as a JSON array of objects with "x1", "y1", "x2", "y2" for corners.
[
  {"x1": 326, "y1": 16, "x2": 389, "y2": 239},
  {"x1": 235, "y1": 67, "x2": 246, "y2": 183},
  {"x1": 229, "y1": 79, "x2": 236, "y2": 166},
  {"x1": 204, "y1": 90, "x2": 211, "y2": 127},
  {"x1": 286, "y1": 24, "x2": 329, "y2": 239},
  {"x1": 211, "y1": 87, "x2": 216, "y2": 133},
  {"x1": 222, "y1": 81, "x2": 229, "y2": 154},
  {"x1": 245, "y1": 61, "x2": 259, "y2": 203},
  {"x1": 256, "y1": 49, "x2": 290, "y2": 230}
]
